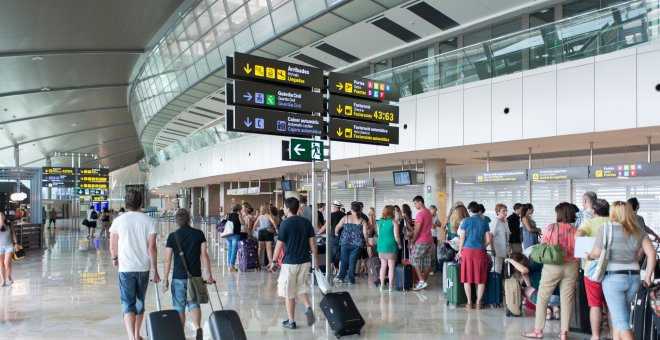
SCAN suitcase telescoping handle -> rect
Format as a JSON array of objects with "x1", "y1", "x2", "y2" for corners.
[
  {"x1": 208, "y1": 281, "x2": 224, "y2": 312},
  {"x1": 153, "y1": 281, "x2": 162, "y2": 312}
]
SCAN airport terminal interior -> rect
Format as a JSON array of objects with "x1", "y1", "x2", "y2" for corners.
[{"x1": 2, "y1": 0, "x2": 660, "y2": 339}]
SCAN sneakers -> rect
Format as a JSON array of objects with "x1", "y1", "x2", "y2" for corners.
[
  {"x1": 389, "y1": 287, "x2": 396, "y2": 293},
  {"x1": 305, "y1": 307, "x2": 315, "y2": 326},
  {"x1": 195, "y1": 328, "x2": 203, "y2": 340},
  {"x1": 333, "y1": 277, "x2": 344, "y2": 284},
  {"x1": 379, "y1": 285, "x2": 384, "y2": 292},
  {"x1": 282, "y1": 320, "x2": 297, "y2": 329},
  {"x1": 413, "y1": 280, "x2": 428, "y2": 291}
]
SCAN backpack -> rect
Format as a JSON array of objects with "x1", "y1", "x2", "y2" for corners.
[{"x1": 90, "y1": 211, "x2": 98, "y2": 220}]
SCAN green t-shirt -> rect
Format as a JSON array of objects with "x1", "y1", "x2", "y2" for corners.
[{"x1": 377, "y1": 218, "x2": 398, "y2": 253}]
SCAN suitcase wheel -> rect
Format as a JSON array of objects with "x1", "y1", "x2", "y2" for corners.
[{"x1": 506, "y1": 309, "x2": 511, "y2": 317}]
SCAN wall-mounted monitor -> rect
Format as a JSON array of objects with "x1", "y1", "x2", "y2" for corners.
[
  {"x1": 393, "y1": 170, "x2": 413, "y2": 186},
  {"x1": 281, "y1": 180, "x2": 293, "y2": 192}
]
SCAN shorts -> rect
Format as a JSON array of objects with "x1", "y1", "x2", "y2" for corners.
[
  {"x1": 87, "y1": 221, "x2": 97, "y2": 228},
  {"x1": 171, "y1": 278, "x2": 200, "y2": 313},
  {"x1": 48, "y1": 219, "x2": 56, "y2": 223},
  {"x1": 0, "y1": 245, "x2": 14, "y2": 255},
  {"x1": 278, "y1": 263, "x2": 311, "y2": 299},
  {"x1": 411, "y1": 242, "x2": 433, "y2": 271},
  {"x1": 257, "y1": 229, "x2": 275, "y2": 242},
  {"x1": 118, "y1": 271, "x2": 150, "y2": 315},
  {"x1": 585, "y1": 276, "x2": 606, "y2": 308}
]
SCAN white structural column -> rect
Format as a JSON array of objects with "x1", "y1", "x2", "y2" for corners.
[{"x1": 423, "y1": 159, "x2": 447, "y2": 218}]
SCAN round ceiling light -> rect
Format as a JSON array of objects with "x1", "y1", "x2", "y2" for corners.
[{"x1": 10, "y1": 192, "x2": 27, "y2": 202}]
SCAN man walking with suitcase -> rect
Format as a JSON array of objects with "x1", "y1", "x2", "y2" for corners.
[
  {"x1": 110, "y1": 190, "x2": 160, "y2": 340},
  {"x1": 269, "y1": 197, "x2": 319, "y2": 329},
  {"x1": 163, "y1": 209, "x2": 214, "y2": 340}
]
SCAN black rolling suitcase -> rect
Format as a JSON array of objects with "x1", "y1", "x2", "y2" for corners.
[
  {"x1": 569, "y1": 268, "x2": 590, "y2": 334},
  {"x1": 320, "y1": 291, "x2": 365, "y2": 338},
  {"x1": 632, "y1": 284, "x2": 660, "y2": 340},
  {"x1": 209, "y1": 282, "x2": 247, "y2": 340},
  {"x1": 147, "y1": 282, "x2": 186, "y2": 340}
]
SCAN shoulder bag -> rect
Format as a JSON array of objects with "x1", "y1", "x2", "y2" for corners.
[
  {"x1": 172, "y1": 231, "x2": 209, "y2": 304},
  {"x1": 220, "y1": 219, "x2": 235, "y2": 238},
  {"x1": 530, "y1": 224, "x2": 565, "y2": 265},
  {"x1": 586, "y1": 221, "x2": 613, "y2": 283}
]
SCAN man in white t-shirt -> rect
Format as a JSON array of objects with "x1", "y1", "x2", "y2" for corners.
[{"x1": 110, "y1": 190, "x2": 160, "y2": 340}]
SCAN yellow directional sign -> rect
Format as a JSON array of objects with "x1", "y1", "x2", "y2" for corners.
[
  {"x1": 336, "y1": 105, "x2": 342, "y2": 114},
  {"x1": 337, "y1": 128, "x2": 343, "y2": 137},
  {"x1": 255, "y1": 65, "x2": 264, "y2": 77},
  {"x1": 230, "y1": 53, "x2": 323, "y2": 88},
  {"x1": 244, "y1": 63, "x2": 252, "y2": 74},
  {"x1": 328, "y1": 96, "x2": 399, "y2": 124},
  {"x1": 329, "y1": 118, "x2": 399, "y2": 145}
]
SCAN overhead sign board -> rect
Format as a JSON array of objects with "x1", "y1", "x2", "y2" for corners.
[
  {"x1": 230, "y1": 80, "x2": 324, "y2": 114},
  {"x1": 328, "y1": 73, "x2": 400, "y2": 102},
  {"x1": 328, "y1": 95, "x2": 399, "y2": 124},
  {"x1": 227, "y1": 189, "x2": 238, "y2": 195},
  {"x1": 43, "y1": 167, "x2": 75, "y2": 175},
  {"x1": 329, "y1": 118, "x2": 399, "y2": 145},
  {"x1": 589, "y1": 162, "x2": 660, "y2": 178},
  {"x1": 229, "y1": 52, "x2": 324, "y2": 89},
  {"x1": 529, "y1": 167, "x2": 589, "y2": 181},
  {"x1": 227, "y1": 107, "x2": 324, "y2": 138},
  {"x1": 42, "y1": 167, "x2": 76, "y2": 188},
  {"x1": 347, "y1": 179, "x2": 374, "y2": 189},
  {"x1": 287, "y1": 138, "x2": 324, "y2": 162},
  {"x1": 79, "y1": 168, "x2": 109, "y2": 176},
  {"x1": 92, "y1": 195, "x2": 107, "y2": 202},
  {"x1": 247, "y1": 187, "x2": 260, "y2": 194},
  {"x1": 476, "y1": 170, "x2": 527, "y2": 182},
  {"x1": 236, "y1": 188, "x2": 248, "y2": 195}
]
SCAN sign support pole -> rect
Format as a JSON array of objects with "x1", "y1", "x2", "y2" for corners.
[{"x1": 325, "y1": 121, "x2": 332, "y2": 284}]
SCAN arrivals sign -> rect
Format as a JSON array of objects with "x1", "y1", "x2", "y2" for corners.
[
  {"x1": 328, "y1": 73, "x2": 400, "y2": 102},
  {"x1": 328, "y1": 96, "x2": 399, "y2": 124},
  {"x1": 230, "y1": 80, "x2": 323, "y2": 113},
  {"x1": 230, "y1": 52, "x2": 324, "y2": 89},
  {"x1": 476, "y1": 170, "x2": 527, "y2": 182},
  {"x1": 329, "y1": 118, "x2": 399, "y2": 145},
  {"x1": 227, "y1": 107, "x2": 324, "y2": 138},
  {"x1": 589, "y1": 162, "x2": 660, "y2": 178},
  {"x1": 529, "y1": 167, "x2": 589, "y2": 181}
]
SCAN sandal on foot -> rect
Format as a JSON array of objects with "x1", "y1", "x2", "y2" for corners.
[
  {"x1": 558, "y1": 331, "x2": 567, "y2": 340},
  {"x1": 521, "y1": 330, "x2": 543, "y2": 339},
  {"x1": 465, "y1": 303, "x2": 473, "y2": 309}
]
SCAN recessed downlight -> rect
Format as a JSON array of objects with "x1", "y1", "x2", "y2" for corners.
[
  {"x1": 40, "y1": 87, "x2": 50, "y2": 92},
  {"x1": 31, "y1": 56, "x2": 44, "y2": 61}
]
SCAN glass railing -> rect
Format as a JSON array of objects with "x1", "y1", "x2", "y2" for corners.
[
  {"x1": 146, "y1": 0, "x2": 660, "y2": 168},
  {"x1": 370, "y1": 0, "x2": 660, "y2": 96}
]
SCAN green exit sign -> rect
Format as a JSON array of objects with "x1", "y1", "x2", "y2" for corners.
[{"x1": 288, "y1": 138, "x2": 324, "y2": 162}]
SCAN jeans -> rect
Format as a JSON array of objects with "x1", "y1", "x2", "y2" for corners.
[
  {"x1": 602, "y1": 273, "x2": 640, "y2": 331},
  {"x1": 338, "y1": 244, "x2": 361, "y2": 284},
  {"x1": 171, "y1": 278, "x2": 200, "y2": 313},
  {"x1": 226, "y1": 234, "x2": 241, "y2": 267},
  {"x1": 118, "y1": 271, "x2": 150, "y2": 315}
]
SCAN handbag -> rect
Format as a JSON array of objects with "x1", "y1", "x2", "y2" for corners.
[
  {"x1": 586, "y1": 221, "x2": 613, "y2": 283},
  {"x1": 172, "y1": 231, "x2": 209, "y2": 304},
  {"x1": 13, "y1": 245, "x2": 25, "y2": 260},
  {"x1": 530, "y1": 223, "x2": 565, "y2": 265},
  {"x1": 215, "y1": 219, "x2": 227, "y2": 233},
  {"x1": 220, "y1": 220, "x2": 235, "y2": 238}
]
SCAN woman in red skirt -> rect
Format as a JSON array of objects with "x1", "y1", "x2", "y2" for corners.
[{"x1": 457, "y1": 201, "x2": 492, "y2": 309}]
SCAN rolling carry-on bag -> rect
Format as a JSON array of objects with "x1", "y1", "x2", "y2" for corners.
[
  {"x1": 569, "y1": 268, "x2": 591, "y2": 334},
  {"x1": 208, "y1": 282, "x2": 247, "y2": 340},
  {"x1": 631, "y1": 284, "x2": 660, "y2": 340},
  {"x1": 147, "y1": 282, "x2": 186, "y2": 340},
  {"x1": 504, "y1": 262, "x2": 522, "y2": 316},
  {"x1": 483, "y1": 265, "x2": 503, "y2": 307},
  {"x1": 367, "y1": 257, "x2": 382, "y2": 285},
  {"x1": 320, "y1": 291, "x2": 365, "y2": 338},
  {"x1": 237, "y1": 238, "x2": 258, "y2": 271},
  {"x1": 442, "y1": 261, "x2": 451, "y2": 293},
  {"x1": 445, "y1": 262, "x2": 467, "y2": 306},
  {"x1": 395, "y1": 263, "x2": 414, "y2": 291}
]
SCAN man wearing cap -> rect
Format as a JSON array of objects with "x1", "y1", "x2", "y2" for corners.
[{"x1": 319, "y1": 200, "x2": 346, "y2": 274}]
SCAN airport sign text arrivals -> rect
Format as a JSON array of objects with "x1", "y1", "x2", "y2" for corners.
[
  {"x1": 230, "y1": 80, "x2": 323, "y2": 113},
  {"x1": 329, "y1": 118, "x2": 399, "y2": 145},
  {"x1": 328, "y1": 95, "x2": 399, "y2": 124},
  {"x1": 230, "y1": 52, "x2": 324, "y2": 89},
  {"x1": 328, "y1": 72, "x2": 400, "y2": 102},
  {"x1": 289, "y1": 138, "x2": 324, "y2": 162},
  {"x1": 228, "y1": 107, "x2": 324, "y2": 138}
]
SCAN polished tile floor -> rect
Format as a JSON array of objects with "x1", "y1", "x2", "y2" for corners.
[{"x1": 0, "y1": 220, "x2": 573, "y2": 339}]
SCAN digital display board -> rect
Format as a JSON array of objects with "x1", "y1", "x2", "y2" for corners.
[
  {"x1": 393, "y1": 171, "x2": 413, "y2": 186},
  {"x1": 328, "y1": 95, "x2": 399, "y2": 124},
  {"x1": 42, "y1": 167, "x2": 76, "y2": 188}
]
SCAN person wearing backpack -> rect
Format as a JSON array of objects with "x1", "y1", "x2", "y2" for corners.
[{"x1": 87, "y1": 206, "x2": 99, "y2": 239}]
